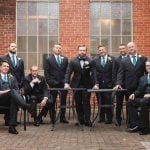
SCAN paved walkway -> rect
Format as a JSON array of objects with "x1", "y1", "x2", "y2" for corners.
[{"x1": 0, "y1": 112, "x2": 149, "y2": 150}]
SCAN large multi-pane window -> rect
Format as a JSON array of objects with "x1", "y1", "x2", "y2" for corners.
[
  {"x1": 16, "y1": 0, "x2": 59, "y2": 71},
  {"x1": 90, "y1": 0, "x2": 132, "y2": 56}
]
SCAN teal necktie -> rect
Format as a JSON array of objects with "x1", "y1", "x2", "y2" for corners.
[
  {"x1": 147, "y1": 75, "x2": 150, "y2": 84},
  {"x1": 3, "y1": 74, "x2": 8, "y2": 83},
  {"x1": 56, "y1": 55, "x2": 61, "y2": 66},
  {"x1": 132, "y1": 55, "x2": 137, "y2": 66},
  {"x1": 12, "y1": 55, "x2": 16, "y2": 67},
  {"x1": 101, "y1": 57, "x2": 105, "y2": 67}
]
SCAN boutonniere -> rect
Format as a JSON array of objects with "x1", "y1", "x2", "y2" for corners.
[
  {"x1": 8, "y1": 73, "x2": 13, "y2": 78},
  {"x1": 138, "y1": 55, "x2": 142, "y2": 58},
  {"x1": 84, "y1": 61, "x2": 89, "y2": 65},
  {"x1": 107, "y1": 56, "x2": 112, "y2": 62},
  {"x1": 18, "y1": 57, "x2": 21, "y2": 60}
]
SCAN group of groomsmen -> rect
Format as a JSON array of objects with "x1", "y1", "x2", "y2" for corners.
[{"x1": 0, "y1": 41, "x2": 149, "y2": 135}]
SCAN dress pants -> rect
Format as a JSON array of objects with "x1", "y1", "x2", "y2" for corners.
[
  {"x1": 127, "y1": 98, "x2": 150, "y2": 130},
  {"x1": 74, "y1": 89, "x2": 91, "y2": 123}
]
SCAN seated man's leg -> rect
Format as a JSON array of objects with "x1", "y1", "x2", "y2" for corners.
[
  {"x1": 139, "y1": 98, "x2": 150, "y2": 135},
  {"x1": 126, "y1": 98, "x2": 141, "y2": 132}
]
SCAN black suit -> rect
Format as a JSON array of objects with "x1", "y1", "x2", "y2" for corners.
[
  {"x1": 23, "y1": 74, "x2": 51, "y2": 120},
  {"x1": 127, "y1": 75, "x2": 150, "y2": 131},
  {"x1": 1, "y1": 54, "x2": 25, "y2": 88},
  {"x1": 44, "y1": 54, "x2": 68, "y2": 120},
  {"x1": 94, "y1": 55, "x2": 116, "y2": 122},
  {"x1": 116, "y1": 55, "x2": 147, "y2": 99},
  {"x1": 0, "y1": 74, "x2": 28, "y2": 126},
  {"x1": 65, "y1": 56, "x2": 97, "y2": 123}
]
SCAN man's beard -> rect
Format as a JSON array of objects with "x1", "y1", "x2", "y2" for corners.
[{"x1": 9, "y1": 50, "x2": 16, "y2": 54}]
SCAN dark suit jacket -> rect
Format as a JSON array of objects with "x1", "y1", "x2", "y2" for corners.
[
  {"x1": 65, "y1": 56, "x2": 97, "y2": 88},
  {"x1": 116, "y1": 55, "x2": 147, "y2": 90},
  {"x1": 23, "y1": 74, "x2": 49, "y2": 98},
  {"x1": 1, "y1": 54, "x2": 25, "y2": 87},
  {"x1": 44, "y1": 54, "x2": 68, "y2": 87},
  {"x1": 134, "y1": 75, "x2": 149, "y2": 98},
  {"x1": 93, "y1": 55, "x2": 116, "y2": 88}
]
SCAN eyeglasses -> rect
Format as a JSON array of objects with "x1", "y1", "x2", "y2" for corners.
[{"x1": 119, "y1": 48, "x2": 126, "y2": 50}]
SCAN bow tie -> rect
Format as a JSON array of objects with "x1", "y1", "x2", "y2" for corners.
[{"x1": 79, "y1": 57, "x2": 86, "y2": 61}]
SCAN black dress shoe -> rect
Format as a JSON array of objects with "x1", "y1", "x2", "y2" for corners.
[
  {"x1": 60, "y1": 118, "x2": 69, "y2": 124},
  {"x1": 127, "y1": 126, "x2": 139, "y2": 132},
  {"x1": 8, "y1": 126, "x2": 18, "y2": 134},
  {"x1": 105, "y1": 120, "x2": 112, "y2": 124},
  {"x1": 37, "y1": 116, "x2": 43, "y2": 124},
  {"x1": 85, "y1": 121, "x2": 92, "y2": 127},
  {"x1": 98, "y1": 118, "x2": 105, "y2": 123},
  {"x1": 33, "y1": 121, "x2": 40, "y2": 127},
  {"x1": 139, "y1": 129, "x2": 149, "y2": 135}
]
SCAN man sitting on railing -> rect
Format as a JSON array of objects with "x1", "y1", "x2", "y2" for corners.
[
  {"x1": 64, "y1": 44, "x2": 99, "y2": 127},
  {"x1": 127, "y1": 59, "x2": 150, "y2": 135},
  {"x1": 23, "y1": 65, "x2": 52, "y2": 126}
]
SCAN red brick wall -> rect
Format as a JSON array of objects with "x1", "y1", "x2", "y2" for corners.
[
  {"x1": 133, "y1": 0, "x2": 150, "y2": 57},
  {"x1": 0, "y1": 0, "x2": 16, "y2": 55},
  {"x1": 0, "y1": 0, "x2": 150, "y2": 58},
  {"x1": 60, "y1": 0, "x2": 89, "y2": 58}
]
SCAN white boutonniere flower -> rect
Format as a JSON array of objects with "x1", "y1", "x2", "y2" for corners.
[
  {"x1": 18, "y1": 57, "x2": 22, "y2": 60},
  {"x1": 138, "y1": 55, "x2": 142, "y2": 58},
  {"x1": 84, "y1": 61, "x2": 89, "y2": 65},
  {"x1": 108, "y1": 56, "x2": 112, "y2": 62}
]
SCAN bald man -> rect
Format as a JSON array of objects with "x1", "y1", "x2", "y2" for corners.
[{"x1": 23, "y1": 66, "x2": 51, "y2": 126}]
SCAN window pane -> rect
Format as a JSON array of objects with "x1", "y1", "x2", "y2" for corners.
[
  {"x1": 49, "y1": 3, "x2": 59, "y2": 19},
  {"x1": 90, "y1": 19, "x2": 100, "y2": 35},
  {"x1": 111, "y1": 2, "x2": 121, "y2": 19},
  {"x1": 28, "y1": 20, "x2": 37, "y2": 36},
  {"x1": 90, "y1": 3, "x2": 100, "y2": 19},
  {"x1": 17, "y1": 36, "x2": 27, "y2": 52},
  {"x1": 122, "y1": 20, "x2": 131, "y2": 35},
  {"x1": 17, "y1": 20, "x2": 27, "y2": 35},
  {"x1": 122, "y1": 2, "x2": 131, "y2": 19},
  {"x1": 111, "y1": 36, "x2": 121, "y2": 53},
  {"x1": 28, "y1": 53, "x2": 37, "y2": 67},
  {"x1": 101, "y1": 36, "x2": 110, "y2": 52},
  {"x1": 90, "y1": 37, "x2": 100, "y2": 55},
  {"x1": 49, "y1": 36, "x2": 58, "y2": 51},
  {"x1": 28, "y1": 2, "x2": 37, "y2": 17},
  {"x1": 101, "y1": 2, "x2": 111, "y2": 19},
  {"x1": 37, "y1": 2, "x2": 48, "y2": 17},
  {"x1": 111, "y1": 19, "x2": 121, "y2": 35},
  {"x1": 28, "y1": 36, "x2": 37, "y2": 52},
  {"x1": 38, "y1": 53, "x2": 45, "y2": 70},
  {"x1": 122, "y1": 36, "x2": 131, "y2": 45},
  {"x1": 17, "y1": 2, "x2": 27, "y2": 19},
  {"x1": 38, "y1": 19, "x2": 48, "y2": 35},
  {"x1": 38, "y1": 36, "x2": 48, "y2": 53},
  {"x1": 49, "y1": 20, "x2": 58, "y2": 36},
  {"x1": 101, "y1": 19, "x2": 110, "y2": 35}
]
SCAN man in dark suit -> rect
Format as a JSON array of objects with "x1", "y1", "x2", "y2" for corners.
[
  {"x1": 113, "y1": 44, "x2": 127, "y2": 126},
  {"x1": 114, "y1": 42, "x2": 147, "y2": 100},
  {"x1": 23, "y1": 66, "x2": 52, "y2": 126},
  {"x1": 127, "y1": 59, "x2": 150, "y2": 135},
  {"x1": 93, "y1": 45, "x2": 116, "y2": 124},
  {"x1": 1, "y1": 42, "x2": 25, "y2": 89},
  {"x1": 44, "y1": 44, "x2": 69, "y2": 123},
  {"x1": 64, "y1": 44, "x2": 98, "y2": 127},
  {"x1": 0, "y1": 60, "x2": 35, "y2": 134}
]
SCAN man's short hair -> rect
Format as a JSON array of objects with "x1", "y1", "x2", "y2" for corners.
[
  {"x1": 77, "y1": 44, "x2": 87, "y2": 51},
  {"x1": 0, "y1": 59, "x2": 9, "y2": 66},
  {"x1": 98, "y1": 45, "x2": 106, "y2": 49}
]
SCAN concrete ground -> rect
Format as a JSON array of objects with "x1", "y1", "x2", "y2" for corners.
[{"x1": 0, "y1": 109, "x2": 150, "y2": 150}]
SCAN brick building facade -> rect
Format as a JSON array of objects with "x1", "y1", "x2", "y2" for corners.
[{"x1": 0, "y1": 0, "x2": 150, "y2": 59}]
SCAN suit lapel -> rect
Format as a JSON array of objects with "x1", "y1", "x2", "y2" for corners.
[{"x1": 52, "y1": 55, "x2": 60, "y2": 68}]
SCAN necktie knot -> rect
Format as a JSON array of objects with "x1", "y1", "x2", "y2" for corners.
[{"x1": 3, "y1": 74, "x2": 8, "y2": 83}]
